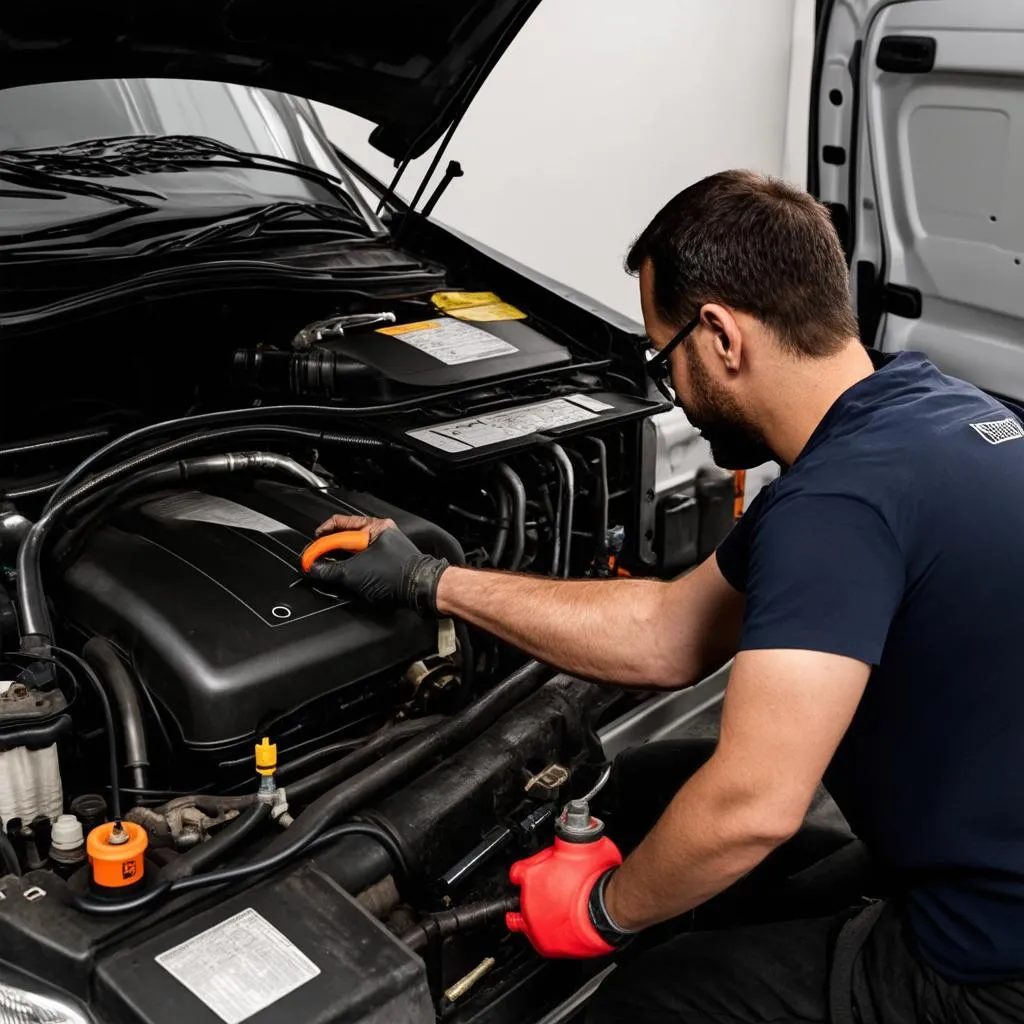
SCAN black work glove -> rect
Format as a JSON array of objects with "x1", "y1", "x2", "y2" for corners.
[{"x1": 306, "y1": 516, "x2": 449, "y2": 614}]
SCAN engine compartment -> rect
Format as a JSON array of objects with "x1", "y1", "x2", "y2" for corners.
[
  {"x1": 63, "y1": 481, "x2": 463, "y2": 774},
  {"x1": 0, "y1": 219, "x2": 735, "y2": 1023}
]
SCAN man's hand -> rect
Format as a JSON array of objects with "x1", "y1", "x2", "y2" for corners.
[
  {"x1": 311, "y1": 518, "x2": 743, "y2": 688},
  {"x1": 308, "y1": 515, "x2": 449, "y2": 613}
]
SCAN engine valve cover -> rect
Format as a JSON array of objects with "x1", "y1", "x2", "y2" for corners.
[{"x1": 62, "y1": 480, "x2": 462, "y2": 748}]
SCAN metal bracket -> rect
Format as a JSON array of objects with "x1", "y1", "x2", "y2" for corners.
[
  {"x1": 23, "y1": 886, "x2": 46, "y2": 902},
  {"x1": 525, "y1": 763, "x2": 570, "y2": 795}
]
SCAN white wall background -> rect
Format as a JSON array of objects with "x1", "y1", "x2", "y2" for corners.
[{"x1": 316, "y1": 0, "x2": 817, "y2": 324}]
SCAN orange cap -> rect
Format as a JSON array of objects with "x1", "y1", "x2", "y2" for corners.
[
  {"x1": 300, "y1": 530, "x2": 370, "y2": 573},
  {"x1": 87, "y1": 821, "x2": 148, "y2": 889}
]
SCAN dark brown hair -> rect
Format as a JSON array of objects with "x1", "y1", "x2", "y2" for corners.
[{"x1": 626, "y1": 170, "x2": 858, "y2": 357}]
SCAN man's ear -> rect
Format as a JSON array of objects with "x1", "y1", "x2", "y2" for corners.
[{"x1": 700, "y1": 303, "x2": 743, "y2": 372}]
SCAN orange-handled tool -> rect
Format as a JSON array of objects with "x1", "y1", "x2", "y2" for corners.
[{"x1": 300, "y1": 530, "x2": 370, "y2": 573}]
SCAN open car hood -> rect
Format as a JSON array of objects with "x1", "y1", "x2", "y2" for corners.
[{"x1": 0, "y1": 0, "x2": 541, "y2": 160}]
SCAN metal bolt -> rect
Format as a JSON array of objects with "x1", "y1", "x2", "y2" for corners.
[
  {"x1": 444, "y1": 957, "x2": 496, "y2": 1003},
  {"x1": 107, "y1": 823, "x2": 130, "y2": 846},
  {"x1": 564, "y1": 799, "x2": 591, "y2": 832}
]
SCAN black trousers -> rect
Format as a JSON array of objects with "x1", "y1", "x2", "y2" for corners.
[{"x1": 583, "y1": 740, "x2": 1024, "y2": 1024}]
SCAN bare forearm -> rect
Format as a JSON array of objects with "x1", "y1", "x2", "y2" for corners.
[
  {"x1": 604, "y1": 760, "x2": 799, "y2": 930},
  {"x1": 435, "y1": 566, "x2": 691, "y2": 686}
]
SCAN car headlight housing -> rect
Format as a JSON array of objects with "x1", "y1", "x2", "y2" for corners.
[{"x1": 0, "y1": 979, "x2": 92, "y2": 1024}]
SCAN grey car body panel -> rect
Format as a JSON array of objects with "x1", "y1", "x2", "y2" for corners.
[{"x1": 815, "y1": 0, "x2": 1024, "y2": 401}]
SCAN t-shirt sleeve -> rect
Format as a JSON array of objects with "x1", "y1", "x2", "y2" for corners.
[
  {"x1": 738, "y1": 493, "x2": 905, "y2": 666},
  {"x1": 715, "y1": 485, "x2": 770, "y2": 592}
]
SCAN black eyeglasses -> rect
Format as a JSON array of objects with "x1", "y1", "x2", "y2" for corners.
[{"x1": 645, "y1": 314, "x2": 701, "y2": 402}]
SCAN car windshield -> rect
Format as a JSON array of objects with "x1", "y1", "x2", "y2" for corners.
[{"x1": 0, "y1": 77, "x2": 381, "y2": 243}]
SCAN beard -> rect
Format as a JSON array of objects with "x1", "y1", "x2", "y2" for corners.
[{"x1": 679, "y1": 344, "x2": 776, "y2": 470}]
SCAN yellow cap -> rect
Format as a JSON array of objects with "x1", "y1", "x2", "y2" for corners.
[{"x1": 255, "y1": 736, "x2": 277, "y2": 776}]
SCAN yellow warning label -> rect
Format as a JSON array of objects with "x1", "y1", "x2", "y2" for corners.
[
  {"x1": 376, "y1": 320, "x2": 440, "y2": 336},
  {"x1": 431, "y1": 291, "x2": 526, "y2": 322}
]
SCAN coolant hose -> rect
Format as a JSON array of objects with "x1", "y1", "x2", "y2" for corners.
[
  {"x1": 490, "y1": 482, "x2": 511, "y2": 568},
  {"x1": 53, "y1": 451, "x2": 325, "y2": 567},
  {"x1": 17, "y1": 432, "x2": 380, "y2": 648},
  {"x1": 161, "y1": 801, "x2": 272, "y2": 881},
  {"x1": 0, "y1": 511, "x2": 31, "y2": 556},
  {"x1": 497, "y1": 463, "x2": 527, "y2": 571},
  {"x1": 260, "y1": 660, "x2": 551, "y2": 862},
  {"x1": 549, "y1": 444, "x2": 574, "y2": 577},
  {"x1": 83, "y1": 638, "x2": 150, "y2": 791}
]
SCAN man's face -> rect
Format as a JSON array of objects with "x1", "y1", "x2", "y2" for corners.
[{"x1": 639, "y1": 261, "x2": 774, "y2": 470}]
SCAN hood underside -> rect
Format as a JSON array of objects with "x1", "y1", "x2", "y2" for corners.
[{"x1": 0, "y1": 0, "x2": 541, "y2": 160}]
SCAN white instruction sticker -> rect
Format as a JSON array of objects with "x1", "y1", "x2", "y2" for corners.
[
  {"x1": 407, "y1": 394, "x2": 613, "y2": 452},
  {"x1": 378, "y1": 318, "x2": 518, "y2": 365},
  {"x1": 155, "y1": 908, "x2": 320, "y2": 1024},
  {"x1": 567, "y1": 394, "x2": 614, "y2": 413}
]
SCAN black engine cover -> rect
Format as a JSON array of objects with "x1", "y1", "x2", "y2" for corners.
[{"x1": 62, "y1": 479, "x2": 463, "y2": 750}]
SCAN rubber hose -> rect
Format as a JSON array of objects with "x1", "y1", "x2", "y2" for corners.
[
  {"x1": 18, "y1": 434, "x2": 370, "y2": 646},
  {"x1": 282, "y1": 717, "x2": 443, "y2": 801},
  {"x1": 260, "y1": 660, "x2": 550, "y2": 861},
  {"x1": 549, "y1": 470, "x2": 563, "y2": 576},
  {"x1": 0, "y1": 715, "x2": 72, "y2": 752},
  {"x1": 138, "y1": 718, "x2": 445, "y2": 818},
  {"x1": 70, "y1": 820, "x2": 405, "y2": 916},
  {"x1": 0, "y1": 512, "x2": 31, "y2": 555},
  {"x1": 49, "y1": 646, "x2": 123, "y2": 822},
  {"x1": 54, "y1": 451, "x2": 324, "y2": 567},
  {"x1": 401, "y1": 896, "x2": 520, "y2": 952},
  {"x1": 4, "y1": 481, "x2": 58, "y2": 501},
  {"x1": 0, "y1": 427, "x2": 110, "y2": 460},
  {"x1": 549, "y1": 444, "x2": 575, "y2": 577},
  {"x1": 83, "y1": 638, "x2": 150, "y2": 791},
  {"x1": 42, "y1": 363, "x2": 611, "y2": 512},
  {"x1": 489, "y1": 481, "x2": 511, "y2": 568},
  {"x1": 497, "y1": 463, "x2": 527, "y2": 571},
  {"x1": 0, "y1": 833, "x2": 21, "y2": 877},
  {"x1": 161, "y1": 801, "x2": 272, "y2": 881}
]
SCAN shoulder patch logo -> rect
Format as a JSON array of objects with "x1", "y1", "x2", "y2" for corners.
[{"x1": 969, "y1": 417, "x2": 1024, "y2": 444}]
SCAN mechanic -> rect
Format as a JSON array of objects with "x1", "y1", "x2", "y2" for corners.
[{"x1": 311, "y1": 170, "x2": 1024, "y2": 1023}]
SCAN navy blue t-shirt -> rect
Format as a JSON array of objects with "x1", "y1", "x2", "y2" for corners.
[{"x1": 716, "y1": 351, "x2": 1024, "y2": 983}]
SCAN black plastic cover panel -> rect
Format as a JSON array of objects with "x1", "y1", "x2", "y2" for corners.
[
  {"x1": 62, "y1": 480, "x2": 462, "y2": 747},
  {"x1": 97, "y1": 862, "x2": 433, "y2": 1023},
  {"x1": 329, "y1": 316, "x2": 572, "y2": 388}
]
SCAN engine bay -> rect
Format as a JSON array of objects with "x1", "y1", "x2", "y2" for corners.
[{"x1": 0, "y1": 218, "x2": 735, "y2": 1023}]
